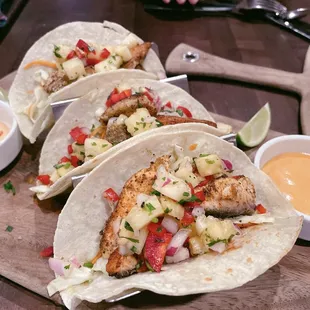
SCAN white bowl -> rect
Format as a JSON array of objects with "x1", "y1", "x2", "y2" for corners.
[
  {"x1": 0, "y1": 100, "x2": 23, "y2": 171},
  {"x1": 254, "y1": 135, "x2": 310, "y2": 241}
]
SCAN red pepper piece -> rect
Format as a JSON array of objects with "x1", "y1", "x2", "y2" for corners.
[
  {"x1": 70, "y1": 155, "x2": 79, "y2": 167},
  {"x1": 103, "y1": 188, "x2": 120, "y2": 202},
  {"x1": 100, "y1": 48, "x2": 110, "y2": 60},
  {"x1": 105, "y1": 88, "x2": 119, "y2": 107},
  {"x1": 144, "y1": 232, "x2": 172, "y2": 272},
  {"x1": 69, "y1": 127, "x2": 83, "y2": 141},
  {"x1": 176, "y1": 106, "x2": 192, "y2": 118},
  {"x1": 59, "y1": 156, "x2": 71, "y2": 163},
  {"x1": 40, "y1": 246, "x2": 54, "y2": 258},
  {"x1": 86, "y1": 58, "x2": 100, "y2": 66},
  {"x1": 143, "y1": 91, "x2": 153, "y2": 102},
  {"x1": 76, "y1": 134, "x2": 88, "y2": 145},
  {"x1": 76, "y1": 39, "x2": 91, "y2": 53},
  {"x1": 180, "y1": 210, "x2": 195, "y2": 226},
  {"x1": 147, "y1": 223, "x2": 167, "y2": 238},
  {"x1": 195, "y1": 175, "x2": 214, "y2": 188},
  {"x1": 68, "y1": 144, "x2": 73, "y2": 154},
  {"x1": 66, "y1": 50, "x2": 76, "y2": 60},
  {"x1": 256, "y1": 204, "x2": 267, "y2": 214},
  {"x1": 37, "y1": 175, "x2": 50, "y2": 185}
]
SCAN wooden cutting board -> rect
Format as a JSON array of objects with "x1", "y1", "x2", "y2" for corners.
[{"x1": 1, "y1": 72, "x2": 310, "y2": 310}]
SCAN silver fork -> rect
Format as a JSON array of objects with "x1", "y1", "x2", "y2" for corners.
[{"x1": 236, "y1": 0, "x2": 287, "y2": 15}]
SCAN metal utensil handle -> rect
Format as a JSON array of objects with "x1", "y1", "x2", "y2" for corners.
[{"x1": 265, "y1": 13, "x2": 310, "y2": 41}]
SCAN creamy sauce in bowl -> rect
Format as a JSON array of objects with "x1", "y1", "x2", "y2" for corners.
[
  {"x1": 0, "y1": 121, "x2": 10, "y2": 141},
  {"x1": 262, "y1": 152, "x2": 310, "y2": 215}
]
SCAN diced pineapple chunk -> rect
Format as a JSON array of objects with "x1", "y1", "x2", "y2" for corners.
[
  {"x1": 152, "y1": 165, "x2": 192, "y2": 202},
  {"x1": 122, "y1": 33, "x2": 139, "y2": 49},
  {"x1": 56, "y1": 162, "x2": 74, "y2": 177},
  {"x1": 159, "y1": 196, "x2": 184, "y2": 220},
  {"x1": 126, "y1": 227, "x2": 148, "y2": 255},
  {"x1": 174, "y1": 156, "x2": 203, "y2": 187},
  {"x1": 189, "y1": 236, "x2": 206, "y2": 256},
  {"x1": 72, "y1": 142, "x2": 85, "y2": 161},
  {"x1": 62, "y1": 57, "x2": 86, "y2": 80},
  {"x1": 194, "y1": 154, "x2": 223, "y2": 177},
  {"x1": 118, "y1": 219, "x2": 135, "y2": 246},
  {"x1": 115, "y1": 45, "x2": 132, "y2": 62},
  {"x1": 84, "y1": 138, "x2": 112, "y2": 161},
  {"x1": 94, "y1": 55, "x2": 123, "y2": 73},
  {"x1": 195, "y1": 214, "x2": 209, "y2": 236},
  {"x1": 125, "y1": 108, "x2": 157, "y2": 136},
  {"x1": 125, "y1": 196, "x2": 164, "y2": 231},
  {"x1": 50, "y1": 170, "x2": 60, "y2": 183},
  {"x1": 205, "y1": 216, "x2": 237, "y2": 241}
]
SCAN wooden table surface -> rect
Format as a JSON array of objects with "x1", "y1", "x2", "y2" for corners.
[{"x1": 1, "y1": 0, "x2": 310, "y2": 309}]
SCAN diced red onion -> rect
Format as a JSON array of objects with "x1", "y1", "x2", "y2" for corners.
[
  {"x1": 162, "y1": 216, "x2": 179, "y2": 235},
  {"x1": 112, "y1": 218, "x2": 121, "y2": 235},
  {"x1": 192, "y1": 207, "x2": 205, "y2": 217},
  {"x1": 70, "y1": 256, "x2": 81, "y2": 268},
  {"x1": 222, "y1": 159, "x2": 233, "y2": 171},
  {"x1": 166, "y1": 246, "x2": 178, "y2": 256},
  {"x1": 167, "y1": 229, "x2": 191, "y2": 256},
  {"x1": 136, "y1": 193, "x2": 149, "y2": 207},
  {"x1": 209, "y1": 242, "x2": 226, "y2": 253},
  {"x1": 166, "y1": 247, "x2": 190, "y2": 264},
  {"x1": 162, "y1": 178, "x2": 171, "y2": 187},
  {"x1": 119, "y1": 245, "x2": 130, "y2": 256},
  {"x1": 48, "y1": 258, "x2": 65, "y2": 276},
  {"x1": 80, "y1": 127, "x2": 90, "y2": 135}
]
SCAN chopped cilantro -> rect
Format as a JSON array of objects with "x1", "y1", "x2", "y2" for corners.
[
  {"x1": 64, "y1": 162, "x2": 71, "y2": 169},
  {"x1": 183, "y1": 192, "x2": 190, "y2": 197},
  {"x1": 108, "y1": 60, "x2": 113, "y2": 64},
  {"x1": 91, "y1": 142, "x2": 97, "y2": 146},
  {"x1": 145, "y1": 260, "x2": 154, "y2": 272},
  {"x1": 176, "y1": 109, "x2": 183, "y2": 117},
  {"x1": 91, "y1": 124, "x2": 95, "y2": 132},
  {"x1": 144, "y1": 203, "x2": 156, "y2": 214},
  {"x1": 162, "y1": 177, "x2": 166, "y2": 181},
  {"x1": 141, "y1": 117, "x2": 145, "y2": 121},
  {"x1": 102, "y1": 144, "x2": 108, "y2": 148},
  {"x1": 208, "y1": 239, "x2": 227, "y2": 247},
  {"x1": 156, "y1": 227, "x2": 162, "y2": 232},
  {"x1": 135, "y1": 261, "x2": 142, "y2": 270},
  {"x1": 53, "y1": 45, "x2": 62, "y2": 58},
  {"x1": 112, "y1": 55, "x2": 116, "y2": 60},
  {"x1": 134, "y1": 127, "x2": 139, "y2": 132},
  {"x1": 121, "y1": 237, "x2": 139, "y2": 243},
  {"x1": 5, "y1": 225, "x2": 13, "y2": 232},
  {"x1": 131, "y1": 246, "x2": 137, "y2": 253},
  {"x1": 155, "y1": 120, "x2": 163, "y2": 127},
  {"x1": 199, "y1": 154, "x2": 210, "y2": 157},
  {"x1": 150, "y1": 190, "x2": 160, "y2": 196},
  {"x1": 164, "y1": 207, "x2": 172, "y2": 214},
  {"x1": 83, "y1": 262, "x2": 94, "y2": 268},
  {"x1": 151, "y1": 217, "x2": 159, "y2": 223},
  {"x1": 143, "y1": 122, "x2": 146, "y2": 128},
  {"x1": 53, "y1": 163, "x2": 63, "y2": 169},
  {"x1": 206, "y1": 160, "x2": 215, "y2": 164},
  {"x1": 173, "y1": 181, "x2": 178, "y2": 184},
  {"x1": 137, "y1": 102, "x2": 142, "y2": 108},
  {"x1": 80, "y1": 151, "x2": 85, "y2": 155},
  {"x1": 179, "y1": 195, "x2": 200, "y2": 205},
  {"x1": 64, "y1": 264, "x2": 70, "y2": 270},
  {"x1": 87, "y1": 155, "x2": 94, "y2": 158},
  {"x1": 3, "y1": 181, "x2": 16, "y2": 196},
  {"x1": 124, "y1": 221, "x2": 134, "y2": 232}
]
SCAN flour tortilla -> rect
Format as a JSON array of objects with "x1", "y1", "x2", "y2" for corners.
[
  {"x1": 8, "y1": 21, "x2": 165, "y2": 143},
  {"x1": 53, "y1": 127, "x2": 302, "y2": 309},
  {"x1": 36, "y1": 78, "x2": 227, "y2": 200}
]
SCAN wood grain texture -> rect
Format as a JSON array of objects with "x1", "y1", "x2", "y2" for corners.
[{"x1": 1, "y1": 0, "x2": 310, "y2": 308}]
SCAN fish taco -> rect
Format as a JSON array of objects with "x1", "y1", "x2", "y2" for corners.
[
  {"x1": 47, "y1": 127, "x2": 302, "y2": 309},
  {"x1": 9, "y1": 21, "x2": 165, "y2": 143},
  {"x1": 30, "y1": 77, "x2": 231, "y2": 200}
]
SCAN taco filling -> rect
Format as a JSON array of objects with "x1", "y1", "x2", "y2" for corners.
[
  {"x1": 33, "y1": 86, "x2": 217, "y2": 190},
  {"x1": 23, "y1": 36, "x2": 152, "y2": 123},
  {"x1": 47, "y1": 145, "x2": 274, "y2": 296}
]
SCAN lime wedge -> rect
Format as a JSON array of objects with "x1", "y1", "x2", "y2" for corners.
[{"x1": 236, "y1": 103, "x2": 271, "y2": 148}]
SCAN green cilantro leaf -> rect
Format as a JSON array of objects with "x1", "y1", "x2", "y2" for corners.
[
  {"x1": 83, "y1": 262, "x2": 94, "y2": 268},
  {"x1": 199, "y1": 154, "x2": 210, "y2": 157},
  {"x1": 206, "y1": 160, "x2": 215, "y2": 164},
  {"x1": 164, "y1": 207, "x2": 172, "y2": 214},
  {"x1": 3, "y1": 181, "x2": 16, "y2": 196},
  {"x1": 124, "y1": 221, "x2": 134, "y2": 232},
  {"x1": 5, "y1": 225, "x2": 13, "y2": 232},
  {"x1": 176, "y1": 109, "x2": 183, "y2": 117},
  {"x1": 53, "y1": 45, "x2": 62, "y2": 58},
  {"x1": 151, "y1": 217, "x2": 159, "y2": 223},
  {"x1": 91, "y1": 142, "x2": 97, "y2": 146},
  {"x1": 145, "y1": 260, "x2": 154, "y2": 272},
  {"x1": 183, "y1": 192, "x2": 190, "y2": 197},
  {"x1": 64, "y1": 265, "x2": 70, "y2": 270},
  {"x1": 150, "y1": 190, "x2": 160, "y2": 196},
  {"x1": 121, "y1": 237, "x2": 139, "y2": 243},
  {"x1": 144, "y1": 203, "x2": 156, "y2": 214},
  {"x1": 131, "y1": 246, "x2": 137, "y2": 253}
]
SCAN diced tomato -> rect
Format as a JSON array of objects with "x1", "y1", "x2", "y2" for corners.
[
  {"x1": 68, "y1": 144, "x2": 73, "y2": 154},
  {"x1": 59, "y1": 156, "x2": 71, "y2": 163},
  {"x1": 100, "y1": 48, "x2": 110, "y2": 60},
  {"x1": 75, "y1": 47, "x2": 86, "y2": 59},
  {"x1": 70, "y1": 155, "x2": 79, "y2": 167},
  {"x1": 165, "y1": 101, "x2": 172, "y2": 109},
  {"x1": 144, "y1": 232, "x2": 172, "y2": 272},
  {"x1": 256, "y1": 204, "x2": 267, "y2": 214},
  {"x1": 195, "y1": 190, "x2": 205, "y2": 202},
  {"x1": 76, "y1": 134, "x2": 88, "y2": 145},
  {"x1": 176, "y1": 106, "x2": 192, "y2": 118},
  {"x1": 143, "y1": 91, "x2": 153, "y2": 102},
  {"x1": 103, "y1": 188, "x2": 120, "y2": 202},
  {"x1": 40, "y1": 246, "x2": 53, "y2": 258},
  {"x1": 37, "y1": 175, "x2": 50, "y2": 185},
  {"x1": 86, "y1": 58, "x2": 100, "y2": 66},
  {"x1": 105, "y1": 88, "x2": 119, "y2": 107},
  {"x1": 233, "y1": 175, "x2": 242, "y2": 180},
  {"x1": 118, "y1": 89, "x2": 132, "y2": 101},
  {"x1": 76, "y1": 39, "x2": 92, "y2": 53},
  {"x1": 147, "y1": 223, "x2": 167, "y2": 238},
  {"x1": 69, "y1": 127, "x2": 83, "y2": 141},
  {"x1": 184, "y1": 201, "x2": 201, "y2": 209},
  {"x1": 195, "y1": 175, "x2": 214, "y2": 188},
  {"x1": 122, "y1": 89, "x2": 132, "y2": 97},
  {"x1": 66, "y1": 50, "x2": 76, "y2": 60},
  {"x1": 180, "y1": 210, "x2": 195, "y2": 226}
]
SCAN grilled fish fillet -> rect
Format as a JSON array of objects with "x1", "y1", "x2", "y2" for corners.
[
  {"x1": 100, "y1": 94, "x2": 157, "y2": 123},
  {"x1": 199, "y1": 176, "x2": 256, "y2": 218},
  {"x1": 156, "y1": 115, "x2": 217, "y2": 128},
  {"x1": 122, "y1": 42, "x2": 152, "y2": 69},
  {"x1": 106, "y1": 249, "x2": 138, "y2": 278},
  {"x1": 100, "y1": 156, "x2": 170, "y2": 259}
]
